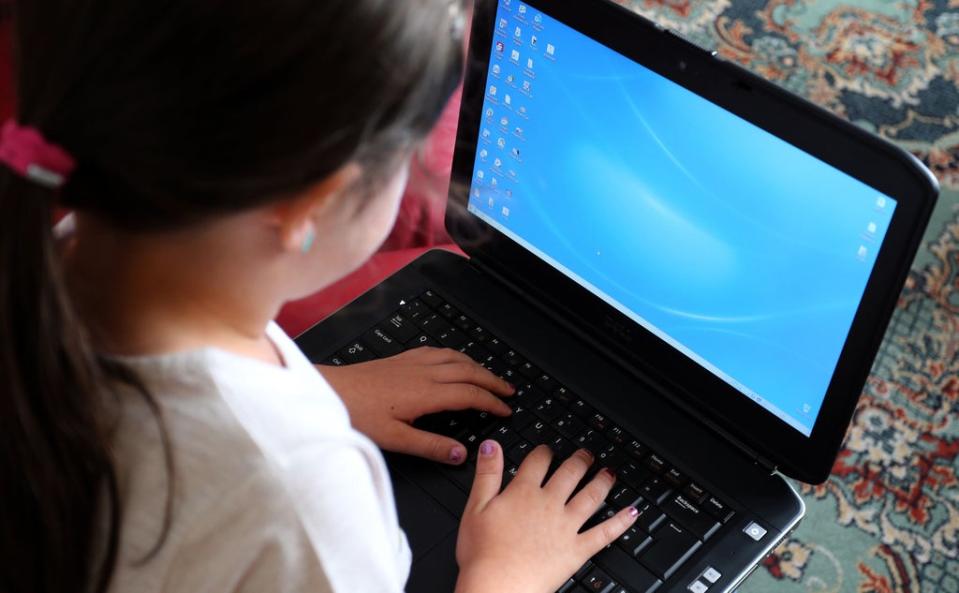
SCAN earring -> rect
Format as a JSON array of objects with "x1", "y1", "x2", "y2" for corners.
[{"x1": 300, "y1": 228, "x2": 316, "y2": 254}]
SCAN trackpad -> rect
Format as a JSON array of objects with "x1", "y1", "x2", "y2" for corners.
[
  {"x1": 407, "y1": 530, "x2": 459, "y2": 593},
  {"x1": 392, "y1": 471, "x2": 458, "y2": 561}
]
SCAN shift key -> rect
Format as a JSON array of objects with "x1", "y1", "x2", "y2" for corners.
[{"x1": 639, "y1": 521, "x2": 701, "y2": 580}]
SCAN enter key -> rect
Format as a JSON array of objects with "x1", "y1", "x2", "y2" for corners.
[{"x1": 662, "y1": 493, "x2": 721, "y2": 541}]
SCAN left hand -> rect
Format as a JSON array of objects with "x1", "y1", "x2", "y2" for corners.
[{"x1": 318, "y1": 347, "x2": 515, "y2": 465}]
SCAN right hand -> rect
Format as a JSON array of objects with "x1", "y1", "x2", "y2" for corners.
[{"x1": 454, "y1": 441, "x2": 639, "y2": 593}]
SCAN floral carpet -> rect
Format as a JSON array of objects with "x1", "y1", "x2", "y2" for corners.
[{"x1": 612, "y1": 0, "x2": 959, "y2": 591}]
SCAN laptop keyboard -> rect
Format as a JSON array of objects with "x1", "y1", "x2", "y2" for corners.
[{"x1": 323, "y1": 289, "x2": 737, "y2": 593}]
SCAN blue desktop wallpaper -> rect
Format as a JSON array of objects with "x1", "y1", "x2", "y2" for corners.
[{"x1": 467, "y1": 0, "x2": 896, "y2": 436}]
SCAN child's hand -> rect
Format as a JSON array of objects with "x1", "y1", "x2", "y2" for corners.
[
  {"x1": 319, "y1": 347, "x2": 515, "y2": 464},
  {"x1": 455, "y1": 441, "x2": 638, "y2": 593}
]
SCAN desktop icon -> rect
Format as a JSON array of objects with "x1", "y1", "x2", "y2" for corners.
[
  {"x1": 506, "y1": 74, "x2": 515, "y2": 85},
  {"x1": 491, "y1": 177, "x2": 498, "y2": 187},
  {"x1": 489, "y1": 85, "x2": 497, "y2": 96},
  {"x1": 482, "y1": 128, "x2": 491, "y2": 139},
  {"x1": 511, "y1": 147, "x2": 521, "y2": 158},
  {"x1": 511, "y1": 49, "x2": 520, "y2": 62},
  {"x1": 522, "y1": 80, "x2": 531, "y2": 92},
  {"x1": 488, "y1": 197, "x2": 495, "y2": 208},
  {"x1": 534, "y1": 13, "x2": 543, "y2": 25},
  {"x1": 514, "y1": 127, "x2": 523, "y2": 137},
  {"x1": 492, "y1": 64, "x2": 501, "y2": 76},
  {"x1": 531, "y1": 35, "x2": 538, "y2": 47},
  {"x1": 867, "y1": 222, "x2": 877, "y2": 234},
  {"x1": 518, "y1": 4, "x2": 527, "y2": 15},
  {"x1": 857, "y1": 245, "x2": 868, "y2": 259},
  {"x1": 514, "y1": 26, "x2": 522, "y2": 39},
  {"x1": 494, "y1": 158, "x2": 503, "y2": 168},
  {"x1": 502, "y1": 206, "x2": 510, "y2": 217},
  {"x1": 504, "y1": 94, "x2": 512, "y2": 106},
  {"x1": 477, "y1": 170, "x2": 485, "y2": 179},
  {"x1": 485, "y1": 108, "x2": 494, "y2": 118},
  {"x1": 479, "y1": 149, "x2": 488, "y2": 159},
  {"x1": 527, "y1": 58, "x2": 534, "y2": 70},
  {"x1": 496, "y1": 41, "x2": 505, "y2": 53},
  {"x1": 876, "y1": 196, "x2": 887, "y2": 209},
  {"x1": 546, "y1": 43, "x2": 556, "y2": 56},
  {"x1": 497, "y1": 137, "x2": 507, "y2": 149},
  {"x1": 499, "y1": 18, "x2": 507, "y2": 29},
  {"x1": 500, "y1": 116, "x2": 509, "y2": 127}
]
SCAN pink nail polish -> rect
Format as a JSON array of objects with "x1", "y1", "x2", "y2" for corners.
[
  {"x1": 480, "y1": 440, "x2": 495, "y2": 457},
  {"x1": 449, "y1": 447, "x2": 465, "y2": 463},
  {"x1": 602, "y1": 467, "x2": 616, "y2": 480},
  {"x1": 628, "y1": 506, "x2": 639, "y2": 518}
]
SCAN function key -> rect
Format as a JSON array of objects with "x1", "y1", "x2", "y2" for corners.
[
  {"x1": 553, "y1": 386, "x2": 575, "y2": 404},
  {"x1": 626, "y1": 439, "x2": 647, "y2": 461},
  {"x1": 380, "y1": 312, "x2": 419, "y2": 343},
  {"x1": 437, "y1": 302, "x2": 459, "y2": 319},
  {"x1": 517, "y1": 360, "x2": 542, "y2": 379},
  {"x1": 589, "y1": 413, "x2": 610, "y2": 431},
  {"x1": 702, "y1": 496, "x2": 735, "y2": 523},
  {"x1": 486, "y1": 337, "x2": 509, "y2": 355},
  {"x1": 420, "y1": 289, "x2": 444, "y2": 308},
  {"x1": 503, "y1": 349, "x2": 524, "y2": 366},
  {"x1": 536, "y1": 373, "x2": 560, "y2": 391},
  {"x1": 570, "y1": 398, "x2": 595, "y2": 420},
  {"x1": 468, "y1": 325, "x2": 491, "y2": 342},
  {"x1": 605, "y1": 426, "x2": 628, "y2": 446},
  {"x1": 452, "y1": 314, "x2": 474, "y2": 330},
  {"x1": 338, "y1": 341, "x2": 375, "y2": 364}
]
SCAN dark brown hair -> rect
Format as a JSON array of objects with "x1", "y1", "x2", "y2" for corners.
[{"x1": 0, "y1": 1, "x2": 463, "y2": 592}]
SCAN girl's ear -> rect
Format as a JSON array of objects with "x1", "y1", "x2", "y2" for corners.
[{"x1": 269, "y1": 163, "x2": 362, "y2": 253}]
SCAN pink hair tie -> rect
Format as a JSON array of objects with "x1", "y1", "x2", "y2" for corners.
[{"x1": 0, "y1": 120, "x2": 76, "y2": 189}]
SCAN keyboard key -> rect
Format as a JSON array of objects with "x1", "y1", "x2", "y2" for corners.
[
  {"x1": 557, "y1": 579, "x2": 577, "y2": 593},
  {"x1": 521, "y1": 420, "x2": 557, "y2": 445},
  {"x1": 616, "y1": 462, "x2": 650, "y2": 490},
  {"x1": 639, "y1": 476, "x2": 672, "y2": 504},
  {"x1": 683, "y1": 482, "x2": 708, "y2": 504},
  {"x1": 380, "y1": 312, "x2": 419, "y2": 343},
  {"x1": 461, "y1": 341, "x2": 492, "y2": 363},
  {"x1": 420, "y1": 289, "x2": 444, "y2": 308},
  {"x1": 595, "y1": 544, "x2": 661, "y2": 593},
  {"x1": 491, "y1": 424, "x2": 521, "y2": 450},
  {"x1": 363, "y1": 327, "x2": 404, "y2": 357},
  {"x1": 536, "y1": 373, "x2": 559, "y2": 391},
  {"x1": 417, "y1": 313, "x2": 454, "y2": 338},
  {"x1": 605, "y1": 426, "x2": 628, "y2": 446},
  {"x1": 436, "y1": 326, "x2": 467, "y2": 349},
  {"x1": 547, "y1": 434, "x2": 576, "y2": 460},
  {"x1": 689, "y1": 581, "x2": 708, "y2": 593},
  {"x1": 534, "y1": 397, "x2": 564, "y2": 422},
  {"x1": 452, "y1": 314, "x2": 474, "y2": 331},
  {"x1": 645, "y1": 454, "x2": 667, "y2": 474},
  {"x1": 596, "y1": 445, "x2": 627, "y2": 470},
  {"x1": 503, "y1": 463, "x2": 520, "y2": 486},
  {"x1": 570, "y1": 399, "x2": 595, "y2": 420},
  {"x1": 407, "y1": 333, "x2": 440, "y2": 349},
  {"x1": 438, "y1": 302, "x2": 458, "y2": 319},
  {"x1": 582, "y1": 566, "x2": 617, "y2": 593},
  {"x1": 503, "y1": 349, "x2": 524, "y2": 366},
  {"x1": 338, "y1": 341, "x2": 375, "y2": 364},
  {"x1": 607, "y1": 485, "x2": 642, "y2": 510},
  {"x1": 513, "y1": 384, "x2": 546, "y2": 406},
  {"x1": 509, "y1": 405, "x2": 535, "y2": 431},
  {"x1": 486, "y1": 337, "x2": 509, "y2": 355},
  {"x1": 506, "y1": 440, "x2": 534, "y2": 465},
  {"x1": 638, "y1": 522, "x2": 701, "y2": 580},
  {"x1": 554, "y1": 413, "x2": 587, "y2": 439},
  {"x1": 575, "y1": 430, "x2": 610, "y2": 456},
  {"x1": 399, "y1": 298, "x2": 428, "y2": 319},
  {"x1": 664, "y1": 467, "x2": 686, "y2": 488},
  {"x1": 703, "y1": 496, "x2": 735, "y2": 523},
  {"x1": 589, "y1": 413, "x2": 610, "y2": 431},
  {"x1": 614, "y1": 526, "x2": 651, "y2": 556},
  {"x1": 626, "y1": 439, "x2": 647, "y2": 461},
  {"x1": 468, "y1": 325, "x2": 491, "y2": 342},
  {"x1": 634, "y1": 502, "x2": 666, "y2": 533},
  {"x1": 324, "y1": 355, "x2": 346, "y2": 366},
  {"x1": 662, "y1": 494, "x2": 720, "y2": 540},
  {"x1": 517, "y1": 360, "x2": 542, "y2": 379},
  {"x1": 553, "y1": 386, "x2": 575, "y2": 404},
  {"x1": 574, "y1": 561, "x2": 594, "y2": 582}
]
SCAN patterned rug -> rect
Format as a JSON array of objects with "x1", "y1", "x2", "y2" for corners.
[{"x1": 613, "y1": 1, "x2": 959, "y2": 591}]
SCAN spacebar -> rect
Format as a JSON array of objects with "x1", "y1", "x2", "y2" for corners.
[{"x1": 595, "y1": 545, "x2": 662, "y2": 593}]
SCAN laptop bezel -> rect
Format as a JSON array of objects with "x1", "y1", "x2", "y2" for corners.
[{"x1": 445, "y1": 0, "x2": 939, "y2": 483}]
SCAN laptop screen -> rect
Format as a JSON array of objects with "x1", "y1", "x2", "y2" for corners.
[{"x1": 465, "y1": 0, "x2": 898, "y2": 437}]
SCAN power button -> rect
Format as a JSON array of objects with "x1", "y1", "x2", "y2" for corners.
[{"x1": 744, "y1": 521, "x2": 767, "y2": 541}]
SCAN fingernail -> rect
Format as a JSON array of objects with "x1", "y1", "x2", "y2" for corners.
[
  {"x1": 449, "y1": 446, "x2": 465, "y2": 463},
  {"x1": 628, "y1": 506, "x2": 639, "y2": 518},
  {"x1": 602, "y1": 467, "x2": 616, "y2": 480},
  {"x1": 480, "y1": 440, "x2": 496, "y2": 457},
  {"x1": 509, "y1": 382, "x2": 517, "y2": 392},
  {"x1": 582, "y1": 449, "x2": 594, "y2": 460}
]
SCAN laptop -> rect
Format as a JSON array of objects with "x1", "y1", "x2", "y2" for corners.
[{"x1": 294, "y1": 0, "x2": 939, "y2": 591}]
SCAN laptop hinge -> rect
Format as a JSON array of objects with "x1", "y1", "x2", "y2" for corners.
[{"x1": 469, "y1": 255, "x2": 781, "y2": 478}]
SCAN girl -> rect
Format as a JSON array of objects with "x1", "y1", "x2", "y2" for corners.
[{"x1": 0, "y1": 1, "x2": 639, "y2": 592}]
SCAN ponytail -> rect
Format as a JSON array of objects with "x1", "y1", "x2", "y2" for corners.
[{"x1": 0, "y1": 167, "x2": 120, "y2": 593}]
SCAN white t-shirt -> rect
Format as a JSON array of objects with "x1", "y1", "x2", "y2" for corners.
[{"x1": 104, "y1": 322, "x2": 412, "y2": 592}]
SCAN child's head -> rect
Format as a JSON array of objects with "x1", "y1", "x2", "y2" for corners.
[{"x1": 0, "y1": 0, "x2": 464, "y2": 591}]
